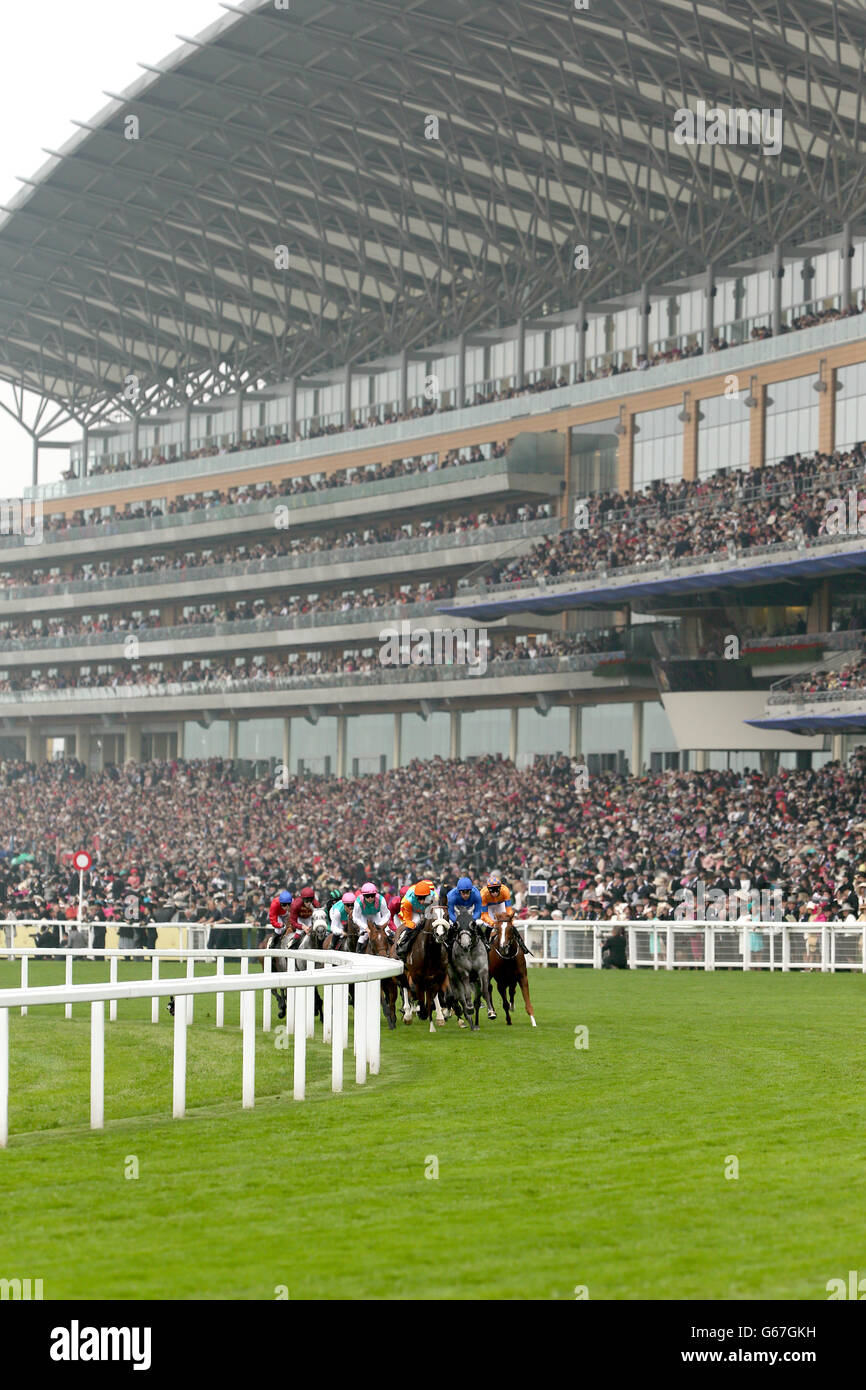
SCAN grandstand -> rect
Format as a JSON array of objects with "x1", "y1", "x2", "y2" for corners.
[{"x1": 1, "y1": 4, "x2": 866, "y2": 780}]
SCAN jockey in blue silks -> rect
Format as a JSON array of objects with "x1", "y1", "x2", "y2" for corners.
[{"x1": 446, "y1": 876, "x2": 483, "y2": 924}]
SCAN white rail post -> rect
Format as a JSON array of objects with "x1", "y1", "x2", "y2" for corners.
[
  {"x1": 65, "y1": 955, "x2": 73, "y2": 1019},
  {"x1": 782, "y1": 923, "x2": 791, "y2": 972},
  {"x1": 109, "y1": 955, "x2": 118, "y2": 1021},
  {"x1": 238, "y1": 955, "x2": 248, "y2": 1029},
  {"x1": 323, "y1": 966, "x2": 333, "y2": 1043},
  {"x1": 241, "y1": 989, "x2": 255, "y2": 1109},
  {"x1": 665, "y1": 923, "x2": 674, "y2": 971},
  {"x1": 821, "y1": 925, "x2": 830, "y2": 973},
  {"x1": 592, "y1": 926, "x2": 602, "y2": 970},
  {"x1": 262, "y1": 954, "x2": 272, "y2": 1033},
  {"x1": 331, "y1": 983, "x2": 344, "y2": 1093},
  {"x1": 556, "y1": 924, "x2": 565, "y2": 969},
  {"x1": 186, "y1": 957, "x2": 195, "y2": 1024},
  {"x1": 742, "y1": 924, "x2": 751, "y2": 971},
  {"x1": 367, "y1": 979, "x2": 380, "y2": 1075},
  {"x1": 705, "y1": 924, "x2": 714, "y2": 972},
  {"x1": 90, "y1": 1001, "x2": 104, "y2": 1130},
  {"x1": 627, "y1": 925, "x2": 637, "y2": 969},
  {"x1": 292, "y1": 973, "x2": 306, "y2": 1101},
  {"x1": 216, "y1": 955, "x2": 225, "y2": 1028},
  {"x1": 172, "y1": 994, "x2": 187, "y2": 1119},
  {"x1": 306, "y1": 960, "x2": 315, "y2": 1039},
  {"x1": 354, "y1": 977, "x2": 367, "y2": 1085},
  {"x1": 285, "y1": 955, "x2": 295, "y2": 1031},
  {"x1": 151, "y1": 956, "x2": 160, "y2": 1024},
  {"x1": 20, "y1": 955, "x2": 28, "y2": 1016},
  {"x1": 0, "y1": 1007, "x2": 8, "y2": 1148}
]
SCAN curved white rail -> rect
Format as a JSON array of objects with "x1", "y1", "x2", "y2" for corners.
[{"x1": 0, "y1": 948, "x2": 401, "y2": 1147}]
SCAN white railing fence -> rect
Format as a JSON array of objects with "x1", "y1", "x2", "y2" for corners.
[
  {"x1": 0, "y1": 947, "x2": 401, "y2": 1147},
  {"x1": 522, "y1": 919, "x2": 866, "y2": 972}
]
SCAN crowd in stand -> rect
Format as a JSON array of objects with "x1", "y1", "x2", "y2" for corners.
[
  {"x1": 20, "y1": 441, "x2": 866, "y2": 609},
  {"x1": 0, "y1": 581, "x2": 457, "y2": 647},
  {"x1": 0, "y1": 500, "x2": 552, "y2": 595},
  {"x1": 44, "y1": 442, "x2": 507, "y2": 534},
  {"x1": 3, "y1": 752, "x2": 866, "y2": 933},
  {"x1": 70, "y1": 300, "x2": 862, "y2": 484},
  {"x1": 778, "y1": 652, "x2": 866, "y2": 700},
  {"x1": 0, "y1": 632, "x2": 610, "y2": 696},
  {"x1": 479, "y1": 444, "x2": 866, "y2": 591}
]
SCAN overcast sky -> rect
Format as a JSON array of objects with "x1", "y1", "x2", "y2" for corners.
[{"x1": 0, "y1": 0, "x2": 229, "y2": 496}]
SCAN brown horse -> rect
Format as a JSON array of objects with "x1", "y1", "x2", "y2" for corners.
[
  {"x1": 404, "y1": 908, "x2": 450, "y2": 1033},
  {"x1": 365, "y1": 920, "x2": 399, "y2": 1030},
  {"x1": 488, "y1": 916, "x2": 536, "y2": 1027}
]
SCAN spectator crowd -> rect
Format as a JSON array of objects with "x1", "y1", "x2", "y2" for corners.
[{"x1": 3, "y1": 753, "x2": 866, "y2": 940}]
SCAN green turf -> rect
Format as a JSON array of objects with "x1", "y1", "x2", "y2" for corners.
[{"x1": 1, "y1": 961, "x2": 864, "y2": 1300}]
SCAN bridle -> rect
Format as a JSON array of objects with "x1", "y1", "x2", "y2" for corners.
[{"x1": 491, "y1": 918, "x2": 519, "y2": 959}]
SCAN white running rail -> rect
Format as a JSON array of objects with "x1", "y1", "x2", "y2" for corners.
[
  {"x1": 0, "y1": 947, "x2": 401, "y2": 1147},
  {"x1": 521, "y1": 919, "x2": 866, "y2": 972}
]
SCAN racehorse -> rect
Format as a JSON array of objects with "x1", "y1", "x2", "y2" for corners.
[
  {"x1": 403, "y1": 906, "x2": 450, "y2": 1033},
  {"x1": 364, "y1": 919, "x2": 399, "y2": 1030},
  {"x1": 294, "y1": 907, "x2": 329, "y2": 1020},
  {"x1": 449, "y1": 904, "x2": 496, "y2": 1032},
  {"x1": 488, "y1": 915, "x2": 537, "y2": 1026}
]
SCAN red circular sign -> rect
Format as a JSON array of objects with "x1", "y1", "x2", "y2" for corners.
[{"x1": 73, "y1": 851, "x2": 92, "y2": 871}]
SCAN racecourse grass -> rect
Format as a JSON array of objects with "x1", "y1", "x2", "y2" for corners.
[{"x1": 1, "y1": 961, "x2": 864, "y2": 1300}]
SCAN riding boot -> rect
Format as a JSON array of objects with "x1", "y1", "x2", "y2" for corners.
[
  {"x1": 395, "y1": 928, "x2": 413, "y2": 961},
  {"x1": 516, "y1": 929, "x2": 532, "y2": 956}
]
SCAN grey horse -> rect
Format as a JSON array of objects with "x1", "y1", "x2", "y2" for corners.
[{"x1": 448, "y1": 905, "x2": 496, "y2": 1032}]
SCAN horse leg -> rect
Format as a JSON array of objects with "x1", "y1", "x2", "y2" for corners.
[
  {"x1": 498, "y1": 975, "x2": 512, "y2": 1025},
  {"x1": 480, "y1": 963, "x2": 497, "y2": 1020},
  {"x1": 517, "y1": 965, "x2": 537, "y2": 1026},
  {"x1": 401, "y1": 984, "x2": 413, "y2": 1024},
  {"x1": 433, "y1": 991, "x2": 446, "y2": 1028}
]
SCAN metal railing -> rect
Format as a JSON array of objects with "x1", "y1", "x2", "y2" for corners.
[{"x1": 0, "y1": 944, "x2": 400, "y2": 1145}]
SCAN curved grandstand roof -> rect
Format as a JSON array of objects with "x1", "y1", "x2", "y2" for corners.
[{"x1": 1, "y1": 0, "x2": 865, "y2": 419}]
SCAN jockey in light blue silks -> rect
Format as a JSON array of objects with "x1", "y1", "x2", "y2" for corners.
[{"x1": 353, "y1": 881, "x2": 392, "y2": 948}]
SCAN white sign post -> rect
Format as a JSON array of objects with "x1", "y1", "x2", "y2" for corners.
[{"x1": 73, "y1": 851, "x2": 92, "y2": 945}]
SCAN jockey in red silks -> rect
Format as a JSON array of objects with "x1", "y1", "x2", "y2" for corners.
[{"x1": 288, "y1": 885, "x2": 320, "y2": 942}]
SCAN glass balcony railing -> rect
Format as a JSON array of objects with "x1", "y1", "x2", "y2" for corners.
[
  {"x1": 7, "y1": 453, "x2": 549, "y2": 551},
  {"x1": 0, "y1": 517, "x2": 558, "y2": 602},
  {"x1": 0, "y1": 650, "x2": 620, "y2": 704},
  {"x1": 0, "y1": 600, "x2": 450, "y2": 654}
]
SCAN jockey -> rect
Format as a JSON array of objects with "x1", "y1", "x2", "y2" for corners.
[
  {"x1": 329, "y1": 891, "x2": 356, "y2": 945},
  {"x1": 288, "y1": 885, "x2": 320, "y2": 944},
  {"x1": 268, "y1": 889, "x2": 293, "y2": 938},
  {"x1": 446, "y1": 876, "x2": 483, "y2": 924},
  {"x1": 481, "y1": 874, "x2": 531, "y2": 955},
  {"x1": 395, "y1": 880, "x2": 437, "y2": 959},
  {"x1": 353, "y1": 881, "x2": 392, "y2": 947}
]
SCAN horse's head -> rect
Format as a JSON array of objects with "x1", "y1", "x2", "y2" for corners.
[
  {"x1": 454, "y1": 904, "x2": 477, "y2": 950},
  {"x1": 492, "y1": 915, "x2": 519, "y2": 958},
  {"x1": 425, "y1": 906, "x2": 450, "y2": 944},
  {"x1": 308, "y1": 907, "x2": 329, "y2": 944}
]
